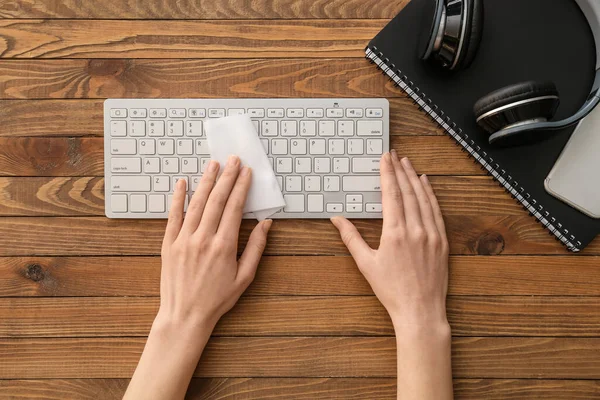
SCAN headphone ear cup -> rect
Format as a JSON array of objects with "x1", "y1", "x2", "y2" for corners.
[
  {"x1": 418, "y1": 0, "x2": 445, "y2": 60},
  {"x1": 458, "y1": 0, "x2": 483, "y2": 69},
  {"x1": 474, "y1": 81, "x2": 561, "y2": 134}
]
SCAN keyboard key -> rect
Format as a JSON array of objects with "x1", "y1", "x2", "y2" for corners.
[
  {"x1": 209, "y1": 108, "x2": 226, "y2": 118},
  {"x1": 333, "y1": 157, "x2": 350, "y2": 173},
  {"x1": 112, "y1": 158, "x2": 141, "y2": 173},
  {"x1": 338, "y1": 120, "x2": 354, "y2": 136},
  {"x1": 271, "y1": 139, "x2": 288, "y2": 155},
  {"x1": 285, "y1": 176, "x2": 302, "y2": 192},
  {"x1": 130, "y1": 109, "x2": 147, "y2": 118},
  {"x1": 148, "y1": 121, "x2": 165, "y2": 137},
  {"x1": 149, "y1": 194, "x2": 166, "y2": 213},
  {"x1": 144, "y1": 158, "x2": 160, "y2": 173},
  {"x1": 129, "y1": 121, "x2": 145, "y2": 137},
  {"x1": 167, "y1": 121, "x2": 184, "y2": 137},
  {"x1": 182, "y1": 157, "x2": 198, "y2": 173},
  {"x1": 346, "y1": 194, "x2": 363, "y2": 203},
  {"x1": 290, "y1": 138, "x2": 307, "y2": 155},
  {"x1": 324, "y1": 176, "x2": 340, "y2": 191},
  {"x1": 326, "y1": 203, "x2": 343, "y2": 213},
  {"x1": 186, "y1": 121, "x2": 203, "y2": 136},
  {"x1": 153, "y1": 176, "x2": 170, "y2": 192},
  {"x1": 248, "y1": 108, "x2": 265, "y2": 118},
  {"x1": 157, "y1": 139, "x2": 175, "y2": 155},
  {"x1": 348, "y1": 138, "x2": 364, "y2": 155},
  {"x1": 169, "y1": 108, "x2": 186, "y2": 118},
  {"x1": 150, "y1": 109, "x2": 167, "y2": 118},
  {"x1": 276, "y1": 158, "x2": 293, "y2": 173},
  {"x1": 176, "y1": 139, "x2": 193, "y2": 155},
  {"x1": 284, "y1": 194, "x2": 305, "y2": 212},
  {"x1": 111, "y1": 176, "x2": 151, "y2": 192},
  {"x1": 307, "y1": 194, "x2": 324, "y2": 212},
  {"x1": 262, "y1": 120, "x2": 278, "y2": 136},
  {"x1": 163, "y1": 158, "x2": 179, "y2": 173},
  {"x1": 110, "y1": 139, "x2": 136, "y2": 155},
  {"x1": 347, "y1": 203, "x2": 363, "y2": 213},
  {"x1": 287, "y1": 108, "x2": 304, "y2": 118},
  {"x1": 309, "y1": 138, "x2": 326, "y2": 155},
  {"x1": 228, "y1": 108, "x2": 245, "y2": 116},
  {"x1": 366, "y1": 203, "x2": 383, "y2": 212},
  {"x1": 110, "y1": 109, "x2": 127, "y2": 118},
  {"x1": 200, "y1": 158, "x2": 211, "y2": 173},
  {"x1": 326, "y1": 108, "x2": 344, "y2": 118},
  {"x1": 367, "y1": 139, "x2": 384, "y2": 155},
  {"x1": 139, "y1": 139, "x2": 156, "y2": 155},
  {"x1": 252, "y1": 120, "x2": 260, "y2": 135},
  {"x1": 352, "y1": 157, "x2": 380, "y2": 173},
  {"x1": 195, "y1": 139, "x2": 210, "y2": 155},
  {"x1": 304, "y1": 175, "x2": 321, "y2": 192},
  {"x1": 268, "y1": 108, "x2": 284, "y2": 118},
  {"x1": 188, "y1": 108, "x2": 205, "y2": 118},
  {"x1": 307, "y1": 108, "x2": 324, "y2": 118},
  {"x1": 130, "y1": 194, "x2": 147, "y2": 212},
  {"x1": 300, "y1": 120, "x2": 317, "y2": 136},
  {"x1": 366, "y1": 108, "x2": 384, "y2": 118},
  {"x1": 295, "y1": 157, "x2": 311, "y2": 173},
  {"x1": 110, "y1": 121, "x2": 127, "y2": 136},
  {"x1": 281, "y1": 120, "x2": 297, "y2": 137},
  {"x1": 276, "y1": 175, "x2": 283, "y2": 190},
  {"x1": 268, "y1": 157, "x2": 274, "y2": 170},
  {"x1": 260, "y1": 139, "x2": 269, "y2": 154},
  {"x1": 357, "y1": 120, "x2": 383, "y2": 136},
  {"x1": 173, "y1": 176, "x2": 188, "y2": 190},
  {"x1": 346, "y1": 108, "x2": 364, "y2": 118},
  {"x1": 342, "y1": 175, "x2": 381, "y2": 191},
  {"x1": 328, "y1": 139, "x2": 344, "y2": 155},
  {"x1": 319, "y1": 120, "x2": 335, "y2": 136},
  {"x1": 111, "y1": 194, "x2": 128, "y2": 212},
  {"x1": 314, "y1": 158, "x2": 331, "y2": 173}
]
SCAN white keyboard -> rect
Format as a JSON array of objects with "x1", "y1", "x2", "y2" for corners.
[{"x1": 104, "y1": 99, "x2": 389, "y2": 219}]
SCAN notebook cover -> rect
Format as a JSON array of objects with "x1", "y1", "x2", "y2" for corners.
[{"x1": 367, "y1": 0, "x2": 599, "y2": 251}]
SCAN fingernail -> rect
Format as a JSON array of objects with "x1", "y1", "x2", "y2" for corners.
[
  {"x1": 383, "y1": 152, "x2": 392, "y2": 164},
  {"x1": 262, "y1": 219, "x2": 273, "y2": 233},
  {"x1": 401, "y1": 157, "x2": 412, "y2": 169},
  {"x1": 391, "y1": 149, "x2": 398, "y2": 161},
  {"x1": 240, "y1": 166, "x2": 251, "y2": 177},
  {"x1": 227, "y1": 155, "x2": 239, "y2": 167},
  {"x1": 177, "y1": 179, "x2": 186, "y2": 190},
  {"x1": 421, "y1": 174, "x2": 430, "y2": 185},
  {"x1": 208, "y1": 160, "x2": 219, "y2": 172}
]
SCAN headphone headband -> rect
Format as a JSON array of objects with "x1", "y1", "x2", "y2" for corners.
[{"x1": 575, "y1": 0, "x2": 600, "y2": 70}]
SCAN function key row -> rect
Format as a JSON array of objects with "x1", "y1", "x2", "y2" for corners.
[{"x1": 110, "y1": 108, "x2": 384, "y2": 119}]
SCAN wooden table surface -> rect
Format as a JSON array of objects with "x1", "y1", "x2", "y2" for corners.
[{"x1": 0, "y1": 1, "x2": 599, "y2": 399}]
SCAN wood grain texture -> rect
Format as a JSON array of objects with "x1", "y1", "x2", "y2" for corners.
[
  {"x1": 1, "y1": 378, "x2": 599, "y2": 400},
  {"x1": 0, "y1": 59, "x2": 406, "y2": 99},
  {"x1": 0, "y1": 215, "x2": 591, "y2": 256},
  {"x1": 0, "y1": 99, "x2": 443, "y2": 137},
  {"x1": 0, "y1": 337, "x2": 599, "y2": 379},
  {"x1": 0, "y1": 136, "x2": 478, "y2": 177},
  {"x1": 0, "y1": 0, "x2": 409, "y2": 19},
  {"x1": 0, "y1": 176, "x2": 521, "y2": 217},
  {"x1": 0, "y1": 19, "x2": 387, "y2": 58},
  {"x1": 2, "y1": 256, "x2": 599, "y2": 297},
  {"x1": 1, "y1": 296, "x2": 599, "y2": 338}
]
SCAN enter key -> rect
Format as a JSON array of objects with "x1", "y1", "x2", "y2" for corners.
[{"x1": 352, "y1": 158, "x2": 381, "y2": 173}]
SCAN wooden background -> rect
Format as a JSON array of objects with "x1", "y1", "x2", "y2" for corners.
[{"x1": 0, "y1": 0, "x2": 599, "y2": 399}]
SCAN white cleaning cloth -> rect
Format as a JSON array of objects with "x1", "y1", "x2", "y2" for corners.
[{"x1": 205, "y1": 114, "x2": 285, "y2": 220}]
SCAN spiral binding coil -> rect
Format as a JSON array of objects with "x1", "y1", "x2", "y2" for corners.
[{"x1": 365, "y1": 46, "x2": 581, "y2": 252}]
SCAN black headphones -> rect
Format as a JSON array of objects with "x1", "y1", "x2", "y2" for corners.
[{"x1": 420, "y1": 0, "x2": 600, "y2": 147}]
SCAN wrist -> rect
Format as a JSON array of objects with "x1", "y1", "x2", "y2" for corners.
[
  {"x1": 151, "y1": 309, "x2": 216, "y2": 345},
  {"x1": 392, "y1": 317, "x2": 451, "y2": 340}
]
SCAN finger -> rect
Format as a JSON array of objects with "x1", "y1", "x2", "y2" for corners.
[
  {"x1": 163, "y1": 179, "x2": 187, "y2": 245},
  {"x1": 180, "y1": 160, "x2": 219, "y2": 234},
  {"x1": 390, "y1": 150, "x2": 422, "y2": 227},
  {"x1": 197, "y1": 155, "x2": 241, "y2": 234},
  {"x1": 237, "y1": 219, "x2": 272, "y2": 288},
  {"x1": 380, "y1": 152, "x2": 404, "y2": 229},
  {"x1": 421, "y1": 174, "x2": 447, "y2": 241},
  {"x1": 398, "y1": 156, "x2": 438, "y2": 234},
  {"x1": 218, "y1": 166, "x2": 252, "y2": 238},
  {"x1": 330, "y1": 216, "x2": 373, "y2": 266}
]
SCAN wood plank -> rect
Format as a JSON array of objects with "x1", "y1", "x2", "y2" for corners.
[
  {"x1": 1, "y1": 296, "x2": 599, "y2": 338},
  {"x1": 1, "y1": 378, "x2": 599, "y2": 400},
  {"x1": 0, "y1": 136, "x2": 478, "y2": 177},
  {"x1": 0, "y1": 176, "x2": 520, "y2": 217},
  {"x1": 0, "y1": 99, "x2": 442, "y2": 137},
  {"x1": 0, "y1": 216, "x2": 592, "y2": 256},
  {"x1": 0, "y1": 19, "x2": 386, "y2": 59},
  {"x1": 0, "y1": 0, "x2": 408, "y2": 19},
  {"x1": 0, "y1": 59, "x2": 406, "y2": 99},
  {"x1": 0, "y1": 337, "x2": 598, "y2": 379},
  {"x1": 2, "y1": 256, "x2": 599, "y2": 297}
]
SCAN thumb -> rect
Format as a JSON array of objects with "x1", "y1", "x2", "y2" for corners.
[
  {"x1": 331, "y1": 216, "x2": 373, "y2": 265},
  {"x1": 237, "y1": 219, "x2": 272, "y2": 288}
]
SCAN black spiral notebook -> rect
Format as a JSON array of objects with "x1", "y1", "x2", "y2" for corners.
[{"x1": 367, "y1": 0, "x2": 600, "y2": 252}]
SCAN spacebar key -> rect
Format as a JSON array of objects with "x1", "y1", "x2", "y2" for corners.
[
  {"x1": 342, "y1": 176, "x2": 381, "y2": 191},
  {"x1": 111, "y1": 176, "x2": 151, "y2": 192}
]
